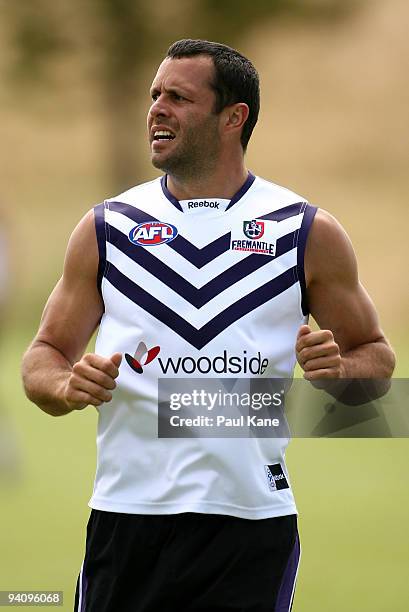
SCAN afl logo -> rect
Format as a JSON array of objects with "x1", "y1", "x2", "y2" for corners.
[{"x1": 129, "y1": 221, "x2": 178, "y2": 246}]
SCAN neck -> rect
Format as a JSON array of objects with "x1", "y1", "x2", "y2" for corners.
[{"x1": 166, "y1": 158, "x2": 248, "y2": 200}]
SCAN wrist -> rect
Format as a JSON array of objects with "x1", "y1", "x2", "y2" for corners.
[
  {"x1": 339, "y1": 358, "x2": 349, "y2": 378},
  {"x1": 35, "y1": 373, "x2": 75, "y2": 417}
]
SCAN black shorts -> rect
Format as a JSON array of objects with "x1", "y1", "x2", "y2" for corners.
[{"x1": 74, "y1": 510, "x2": 300, "y2": 612}]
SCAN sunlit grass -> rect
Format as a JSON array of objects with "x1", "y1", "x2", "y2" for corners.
[{"x1": 1, "y1": 326, "x2": 408, "y2": 611}]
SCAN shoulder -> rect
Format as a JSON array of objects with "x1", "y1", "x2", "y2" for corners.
[
  {"x1": 307, "y1": 208, "x2": 354, "y2": 258},
  {"x1": 64, "y1": 209, "x2": 99, "y2": 282},
  {"x1": 305, "y1": 208, "x2": 358, "y2": 286}
]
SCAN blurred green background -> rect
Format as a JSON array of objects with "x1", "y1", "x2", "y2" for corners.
[{"x1": 0, "y1": 0, "x2": 408, "y2": 610}]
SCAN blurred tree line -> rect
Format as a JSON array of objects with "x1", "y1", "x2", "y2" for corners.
[{"x1": 3, "y1": 0, "x2": 360, "y2": 191}]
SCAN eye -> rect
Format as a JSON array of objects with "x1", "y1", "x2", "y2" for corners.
[
  {"x1": 172, "y1": 93, "x2": 185, "y2": 101},
  {"x1": 151, "y1": 92, "x2": 159, "y2": 101}
]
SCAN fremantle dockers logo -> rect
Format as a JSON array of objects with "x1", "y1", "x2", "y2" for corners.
[{"x1": 243, "y1": 220, "x2": 264, "y2": 239}]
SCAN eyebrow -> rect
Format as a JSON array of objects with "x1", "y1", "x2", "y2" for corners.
[{"x1": 150, "y1": 83, "x2": 194, "y2": 97}]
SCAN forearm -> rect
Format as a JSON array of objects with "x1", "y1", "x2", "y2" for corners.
[
  {"x1": 22, "y1": 341, "x2": 74, "y2": 417},
  {"x1": 341, "y1": 338, "x2": 395, "y2": 379},
  {"x1": 333, "y1": 339, "x2": 395, "y2": 404},
  {"x1": 298, "y1": 327, "x2": 396, "y2": 404}
]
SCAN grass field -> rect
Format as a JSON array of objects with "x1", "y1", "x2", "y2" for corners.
[
  {"x1": 1, "y1": 327, "x2": 408, "y2": 611},
  {"x1": 1, "y1": 0, "x2": 408, "y2": 608}
]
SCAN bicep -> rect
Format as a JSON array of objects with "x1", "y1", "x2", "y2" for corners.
[
  {"x1": 305, "y1": 210, "x2": 385, "y2": 353},
  {"x1": 34, "y1": 210, "x2": 103, "y2": 364}
]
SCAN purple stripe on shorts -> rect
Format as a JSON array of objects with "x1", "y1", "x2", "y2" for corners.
[
  {"x1": 76, "y1": 562, "x2": 88, "y2": 612},
  {"x1": 81, "y1": 566, "x2": 88, "y2": 612},
  {"x1": 275, "y1": 532, "x2": 301, "y2": 612}
]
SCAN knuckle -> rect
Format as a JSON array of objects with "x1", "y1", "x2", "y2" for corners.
[
  {"x1": 110, "y1": 364, "x2": 120, "y2": 376},
  {"x1": 98, "y1": 373, "x2": 115, "y2": 390},
  {"x1": 304, "y1": 360, "x2": 313, "y2": 371},
  {"x1": 72, "y1": 362, "x2": 83, "y2": 374},
  {"x1": 104, "y1": 374, "x2": 116, "y2": 388},
  {"x1": 72, "y1": 372, "x2": 83, "y2": 386},
  {"x1": 93, "y1": 386, "x2": 105, "y2": 400},
  {"x1": 93, "y1": 370, "x2": 106, "y2": 385},
  {"x1": 300, "y1": 347, "x2": 310, "y2": 361},
  {"x1": 67, "y1": 373, "x2": 79, "y2": 389},
  {"x1": 101, "y1": 364, "x2": 114, "y2": 378},
  {"x1": 99, "y1": 387, "x2": 111, "y2": 401}
]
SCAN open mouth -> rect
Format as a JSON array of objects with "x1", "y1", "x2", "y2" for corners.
[{"x1": 153, "y1": 130, "x2": 175, "y2": 141}]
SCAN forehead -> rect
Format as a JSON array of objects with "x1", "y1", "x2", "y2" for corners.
[{"x1": 150, "y1": 55, "x2": 215, "y2": 94}]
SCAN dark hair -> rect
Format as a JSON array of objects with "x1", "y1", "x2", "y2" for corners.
[{"x1": 167, "y1": 39, "x2": 260, "y2": 150}]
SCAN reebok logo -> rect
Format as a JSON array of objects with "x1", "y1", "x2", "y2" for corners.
[
  {"x1": 188, "y1": 200, "x2": 220, "y2": 210},
  {"x1": 179, "y1": 197, "x2": 230, "y2": 213},
  {"x1": 264, "y1": 464, "x2": 289, "y2": 492}
]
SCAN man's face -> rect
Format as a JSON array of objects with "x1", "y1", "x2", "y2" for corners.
[{"x1": 147, "y1": 55, "x2": 222, "y2": 178}]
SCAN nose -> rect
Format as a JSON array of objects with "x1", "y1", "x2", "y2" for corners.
[{"x1": 149, "y1": 94, "x2": 171, "y2": 121}]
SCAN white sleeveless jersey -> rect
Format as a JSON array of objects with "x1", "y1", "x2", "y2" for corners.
[{"x1": 89, "y1": 172, "x2": 317, "y2": 519}]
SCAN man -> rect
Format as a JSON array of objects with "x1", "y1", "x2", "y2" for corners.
[{"x1": 22, "y1": 39, "x2": 395, "y2": 611}]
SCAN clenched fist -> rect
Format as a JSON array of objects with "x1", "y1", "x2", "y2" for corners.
[
  {"x1": 64, "y1": 352, "x2": 122, "y2": 410},
  {"x1": 296, "y1": 325, "x2": 345, "y2": 380}
]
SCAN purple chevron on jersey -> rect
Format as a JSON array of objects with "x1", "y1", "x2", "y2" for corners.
[
  {"x1": 107, "y1": 201, "x2": 229, "y2": 268},
  {"x1": 107, "y1": 225, "x2": 297, "y2": 308},
  {"x1": 90, "y1": 175, "x2": 310, "y2": 521},
  {"x1": 260, "y1": 202, "x2": 305, "y2": 222},
  {"x1": 106, "y1": 200, "x2": 309, "y2": 269},
  {"x1": 105, "y1": 263, "x2": 297, "y2": 350}
]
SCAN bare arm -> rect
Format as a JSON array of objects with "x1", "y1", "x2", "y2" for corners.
[
  {"x1": 22, "y1": 210, "x2": 121, "y2": 416},
  {"x1": 296, "y1": 209, "x2": 395, "y2": 383}
]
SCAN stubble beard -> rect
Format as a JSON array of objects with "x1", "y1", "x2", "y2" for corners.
[{"x1": 151, "y1": 116, "x2": 221, "y2": 183}]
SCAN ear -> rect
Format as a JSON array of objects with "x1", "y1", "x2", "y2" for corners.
[{"x1": 222, "y1": 103, "x2": 250, "y2": 136}]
